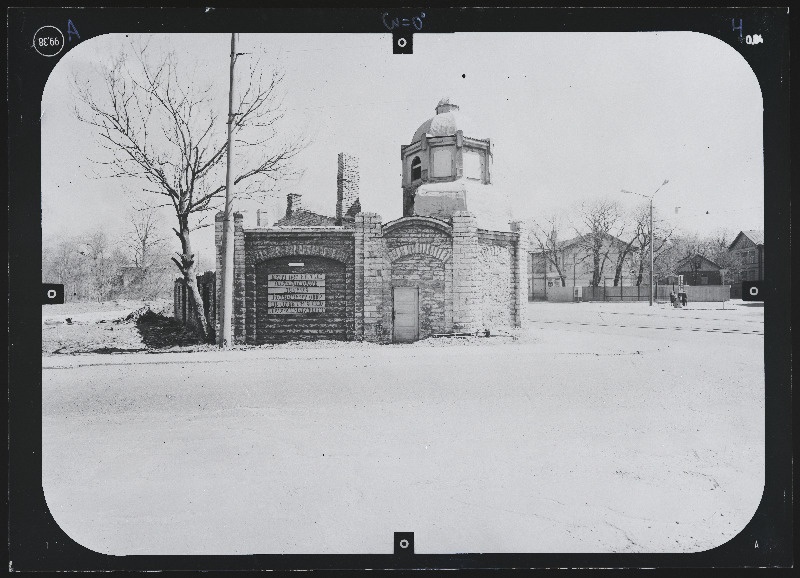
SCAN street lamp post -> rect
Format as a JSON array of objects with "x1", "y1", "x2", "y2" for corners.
[{"x1": 622, "y1": 179, "x2": 669, "y2": 306}]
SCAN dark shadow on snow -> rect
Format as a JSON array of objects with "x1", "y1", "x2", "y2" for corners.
[
  {"x1": 135, "y1": 310, "x2": 206, "y2": 349},
  {"x1": 87, "y1": 347, "x2": 150, "y2": 354}
]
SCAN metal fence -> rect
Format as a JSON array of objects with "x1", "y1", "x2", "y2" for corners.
[{"x1": 529, "y1": 279, "x2": 731, "y2": 303}]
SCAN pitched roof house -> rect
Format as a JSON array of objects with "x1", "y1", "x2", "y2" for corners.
[
  {"x1": 728, "y1": 230, "x2": 764, "y2": 281},
  {"x1": 674, "y1": 253, "x2": 724, "y2": 285},
  {"x1": 528, "y1": 232, "x2": 639, "y2": 293}
]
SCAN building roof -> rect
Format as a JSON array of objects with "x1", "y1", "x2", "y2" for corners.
[
  {"x1": 411, "y1": 99, "x2": 485, "y2": 143},
  {"x1": 273, "y1": 209, "x2": 338, "y2": 227},
  {"x1": 529, "y1": 232, "x2": 636, "y2": 253},
  {"x1": 675, "y1": 253, "x2": 724, "y2": 271},
  {"x1": 728, "y1": 229, "x2": 764, "y2": 250}
]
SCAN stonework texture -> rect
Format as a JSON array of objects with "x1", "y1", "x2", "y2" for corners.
[
  {"x1": 215, "y1": 210, "x2": 521, "y2": 345},
  {"x1": 391, "y1": 254, "x2": 447, "y2": 338},
  {"x1": 337, "y1": 153, "x2": 360, "y2": 224},
  {"x1": 255, "y1": 255, "x2": 349, "y2": 344},
  {"x1": 273, "y1": 209, "x2": 338, "y2": 227},
  {"x1": 476, "y1": 235, "x2": 514, "y2": 328}
]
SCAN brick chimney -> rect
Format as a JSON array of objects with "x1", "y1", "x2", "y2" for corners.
[
  {"x1": 286, "y1": 192, "x2": 303, "y2": 218},
  {"x1": 336, "y1": 153, "x2": 360, "y2": 224}
]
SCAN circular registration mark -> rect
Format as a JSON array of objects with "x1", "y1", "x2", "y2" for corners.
[{"x1": 33, "y1": 26, "x2": 65, "y2": 57}]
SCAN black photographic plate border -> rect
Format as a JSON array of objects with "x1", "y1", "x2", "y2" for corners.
[{"x1": 7, "y1": 5, "x2": 792, "y2": 571}]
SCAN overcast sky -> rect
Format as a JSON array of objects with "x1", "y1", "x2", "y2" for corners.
[{"x1": 42, "y1": 32, "x2": 764, "y2": 268}]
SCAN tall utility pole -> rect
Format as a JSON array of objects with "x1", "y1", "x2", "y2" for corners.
[
  {"x1": 649, "y1": 196, "x2": 654, "y2": 306},
  {"x1": 219, "y1": 33, "x2": 237, "y2": 348},
  {"x1": 622, "y1": 179, "x2": 669, "y2": 306}
]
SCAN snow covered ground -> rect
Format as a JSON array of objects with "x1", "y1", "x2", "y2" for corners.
[{"x1": 41, "y1": 301, "x2": 764, "y2": 555}]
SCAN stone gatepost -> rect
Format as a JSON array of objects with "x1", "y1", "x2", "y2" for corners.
[
  {"x1": 451, "y1": 211, "x2": 480, "y2": 333},
  {"x1": 510, "y1": 220, "x2": 528, "y2": 328},
  {"x1": 355, "y1": 212, "x2": 384, "y2": 342}
]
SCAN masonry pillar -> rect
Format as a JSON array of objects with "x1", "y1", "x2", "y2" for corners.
[
  {"x1": 510, "y1": 221, "x2": 528, "y2": 328},
  {"x1": 451, "y1": 211, "x2": 480, "y2": 333},
  {"x1": 355, "y1": 212, "x2": 384, "y2": 342},
  {"x1": 214, "y1": 212, "x2": 223, "y2": 336},
  {"x1": 215, "y1": 211, "x2": 246, "y2": 344},
  {"x1": 233, "y1": 213, "x2": 246, "y2": 343}
]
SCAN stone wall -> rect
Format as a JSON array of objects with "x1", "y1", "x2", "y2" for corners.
[
  {"x1": 390, "y1": 254, "x2": 447, "y2": 338},
  {"x1": 216, "y1": 210, "x2": 521, "y2": 345},
  {"x1": 381, "y1": 217, "x2": 453, "y2": 342},
  {"x1": 476, "y1": 233, "x2": 514, "y2": 329},
  {"x1": 254, "y1": 255, "x2": 349, "y2": 343},
  {"x1": 510, "y1": 221, "x2": 527, "y2": 327},
  {"x1": 243, "y1": 229, "x2": 355, "y2": 344},
  {"x1": 451, "y1": 212, "x2": 480, "y2": 332},
  {"x1": 355, "y1": 213, "x2": 386, "y2": 342}
]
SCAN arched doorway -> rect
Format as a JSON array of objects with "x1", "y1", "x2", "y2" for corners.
[
  {"x1": 255, "y1": 255, "x2": 348, "y2": 344},
  {"x1": 390, "y1": 253, "x2": 447, "y2": 341}
]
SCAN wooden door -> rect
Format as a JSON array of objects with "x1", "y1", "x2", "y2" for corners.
[{"x1": 392, "y1": 286, "x2": 419, "y2": 343}]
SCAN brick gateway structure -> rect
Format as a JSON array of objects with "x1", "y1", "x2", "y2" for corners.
[{"x1": 214, "y1": 99, "x2": 526, "y2": 344}]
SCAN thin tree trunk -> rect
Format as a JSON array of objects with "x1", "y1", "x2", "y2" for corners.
[
  {"x1": 174, "y1": 216, "x2": 210, "y2": 341},
  {"x1": 637, "y1": 258, "x2": 645, "y2": 286}
]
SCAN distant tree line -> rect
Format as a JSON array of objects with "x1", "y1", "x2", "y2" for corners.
[
  {"x1": 42, "y1": 208, "x2": 177, "y2": 302},
  {"x1": 526, "y1": 198, "x2": 744, "y2": 287}
]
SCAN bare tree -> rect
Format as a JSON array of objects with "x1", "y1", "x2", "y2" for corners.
[
  {"x1": 121, "y1": 204, "x2": 174, "y2": 299},
  {"x1": 573, "y1": 199, "x2": 621, "y2": 287},
  {"x1": 528, "y1": 214, "x2": 567, "y2": 287},
  {"x1": 73, "y1": 38, "x2": 307, "y2": 339},
  {"x1": 663, "y1": 233, "x2": 713, "y2": 285},
  {"x1": 630, "y1": 205, "x2": 674, "y2": 286},
  {"x1": 77, "y1": 230, "x2": 128, "y2": 301},
  {"x1": 610, "y1": 215, "x2": 638, "y2": 287},
  {"x1": 125, "y1": 204, "x2": 165, "y2": 270}
]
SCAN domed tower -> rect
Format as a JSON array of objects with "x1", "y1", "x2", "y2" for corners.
[{"x1": 401, "y1": 98, "x2": 511, "y2": 231}]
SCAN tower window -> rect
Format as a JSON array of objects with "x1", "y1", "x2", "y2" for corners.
[
  {"x1": 431, "y1": 148, "x2": 452, "y2": 178},
  {"x1": 464, "y1": 150, "x2": 482, "y2": 180},
  {"x1": 411, "y1": 156, "x2": 421, "y2": 181}
]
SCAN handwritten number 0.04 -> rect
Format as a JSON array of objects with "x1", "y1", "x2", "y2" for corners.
[{"x1": 732, "y1": 18, "x2": 764, "y2": 45}]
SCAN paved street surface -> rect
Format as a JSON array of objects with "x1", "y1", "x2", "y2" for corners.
[{"x1": 42, "y1": 301, "x2": 764, "y2": 555}]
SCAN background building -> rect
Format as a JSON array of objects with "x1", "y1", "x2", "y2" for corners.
[
  {"x1": 528, "y1": 233, "x2": 639, "y2": 300},
  {"x1": 674, "y1": 254, "x2": 723, "y2": 285},
  {"x1": 728, "y1": 230, "x2": 764, "y2": 282}
]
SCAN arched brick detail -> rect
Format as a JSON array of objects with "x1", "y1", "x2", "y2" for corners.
[
  {"x1": 388, "y1": 242, "x2": 452, "y2": 264},
  {"x1": 382, "y1": 216, "x2": 452, "y2": 236},
  {"x1": 248, "y1": 244, "x2": 353, "y2": 266}
]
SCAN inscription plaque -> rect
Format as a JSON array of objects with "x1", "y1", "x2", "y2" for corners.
[{"x1": 267, "y1": 273, "x2": 325, "y2": 314}]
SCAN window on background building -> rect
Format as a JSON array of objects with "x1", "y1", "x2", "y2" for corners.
[{"x1": 411, "y1": 156, "x2": 421, "y2": 181}]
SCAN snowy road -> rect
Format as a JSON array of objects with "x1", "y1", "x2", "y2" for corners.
[{"x1": 42, "y1": 301, "x2": 764, "y2": 555}]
